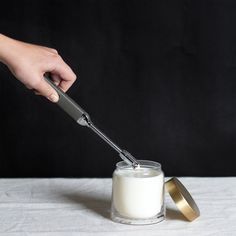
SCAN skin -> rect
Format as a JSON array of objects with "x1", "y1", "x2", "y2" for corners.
[{"x1": 0, "y1": 34, "x2": 77, "y2": 102}]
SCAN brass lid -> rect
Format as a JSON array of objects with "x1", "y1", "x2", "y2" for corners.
[{"x1": 165, "y1": 177, "x2": 200, "y2": 221}]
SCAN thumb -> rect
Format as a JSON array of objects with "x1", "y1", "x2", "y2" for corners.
[{"x1": 34, "y1": 77, "x2": 59, "y2": 102}]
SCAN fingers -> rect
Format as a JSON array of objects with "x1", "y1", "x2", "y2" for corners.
[
  {"x1": 51, "y1": 57, "x2": 77, "y2": 92},
  {"x1": 1, "y1": 35, "x2": 76, "y2": 101},
  {"x1": 33, "y1": 77, "x2": 59, "y2": 102},
  {"x1": 33, "y1": 55, "x2": 76, "y2": 102},
  {"x1": 51, "y1": 74, "x2": 60, "y2": 86}
]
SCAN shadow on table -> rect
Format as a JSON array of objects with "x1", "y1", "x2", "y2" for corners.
[
  {"x1": 62, "y1": 195, "x2": 187, "y2": 221},
  {"x1": 62, "y1": 193, "x2": 188, "y2": 221},
  {"x1": 62, "y1": 192, "x2": 111, "y2": 219},
  {"x1": 166, "y1": 208, "x2": 187, "y2": 221}
]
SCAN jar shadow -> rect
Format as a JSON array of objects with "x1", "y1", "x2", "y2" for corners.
[
  {"x1": 166, "y1": 208, "x2": 188, "y2": 221},
  {"x1": 61, "y1": 194, "x2": 187, "y2": 222},
  {"x1": 61, "y1": 193, "x2": 111, "y2": 219}
]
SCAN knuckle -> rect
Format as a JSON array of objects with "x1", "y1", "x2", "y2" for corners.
[
  {"x1": 44, "y1": 46, "x2": 58, "y2": 54},
  {"x1": 56, "y1": 54, "x2": 63, "y2": 61},
  {"x1": 50, "y1": 48, "x2": 58, "y2": 54},
  {"x1": 51, "y1": 53, "x2": 62, "y2": 62}
]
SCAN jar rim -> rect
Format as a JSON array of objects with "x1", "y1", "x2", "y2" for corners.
[{"x1": 116, "y1": 160, "x2": 162, "y2": 170}]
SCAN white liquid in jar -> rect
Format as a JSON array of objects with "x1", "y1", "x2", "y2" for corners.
[{"x1": 112, "y1": 167, "x2": 164, "y2": 219}]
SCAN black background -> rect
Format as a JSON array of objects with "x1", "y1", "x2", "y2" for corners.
[{"x1": 0, "y1": 0, "x2": 235, "y2": 177}]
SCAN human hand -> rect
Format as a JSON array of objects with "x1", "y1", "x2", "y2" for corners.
[{"x1": 0, "y1": 34, "x2": 76, "y2": 102}]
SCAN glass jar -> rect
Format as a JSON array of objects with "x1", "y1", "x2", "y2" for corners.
[{"x1": 111, "y1": 160, "x2": 165, "y2": 225}]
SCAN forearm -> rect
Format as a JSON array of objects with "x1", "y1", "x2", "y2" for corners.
[
  {"x1": 0, "y1": 34, "x2": 14, "y2": 64},
  {"x1": 0, "y1": 34, "x2": 7, "y2": 63}
]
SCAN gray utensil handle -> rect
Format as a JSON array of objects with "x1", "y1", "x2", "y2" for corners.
[{"x1": 44, "y1": 75, "x2": 88, "y2": 125}]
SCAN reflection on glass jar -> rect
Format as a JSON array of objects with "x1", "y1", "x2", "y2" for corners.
[{"x1": 111, "y1": 160, "x2": 165, "y2": 225}]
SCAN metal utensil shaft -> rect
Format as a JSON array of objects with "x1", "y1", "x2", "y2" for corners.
[
  {"x1": 44, "y1": 75, "x2": 140, "y2": 168},
  {"x1": 88, "y1": 122, "x2": 139, "y2": 167},
  {"x1": 89, "y1": 123, "x2": 122, "y2": 153}
]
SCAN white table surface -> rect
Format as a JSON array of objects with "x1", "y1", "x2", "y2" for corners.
[{"x1": 0, "y1": 177, "x2": 235, "y2": 236}]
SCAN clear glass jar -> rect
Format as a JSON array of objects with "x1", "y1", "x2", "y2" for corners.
[{"x1": 111, "y1": 160, "x2": 165, "y2": 225}]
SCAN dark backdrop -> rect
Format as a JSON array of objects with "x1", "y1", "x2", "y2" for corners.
[{"x1": 0, "y1": 0, "x2": 235, "y2": 177}]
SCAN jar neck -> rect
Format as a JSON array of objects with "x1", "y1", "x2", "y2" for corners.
[{"x1": 116, "y1": 160, "x2": 162, "y2": 171}]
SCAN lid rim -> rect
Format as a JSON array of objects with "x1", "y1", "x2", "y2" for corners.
[{"x1": 165, "y1": 177, "x2": 200, "y2": 222}]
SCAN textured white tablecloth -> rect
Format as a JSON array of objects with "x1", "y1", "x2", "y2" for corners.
[{"x1": 0, "y1": 177, "x2": 235, "y2": 236}]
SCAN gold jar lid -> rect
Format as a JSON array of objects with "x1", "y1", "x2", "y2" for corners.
[{"x1": 165, "y1": 177, "x2": 200, "y2": 221}]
